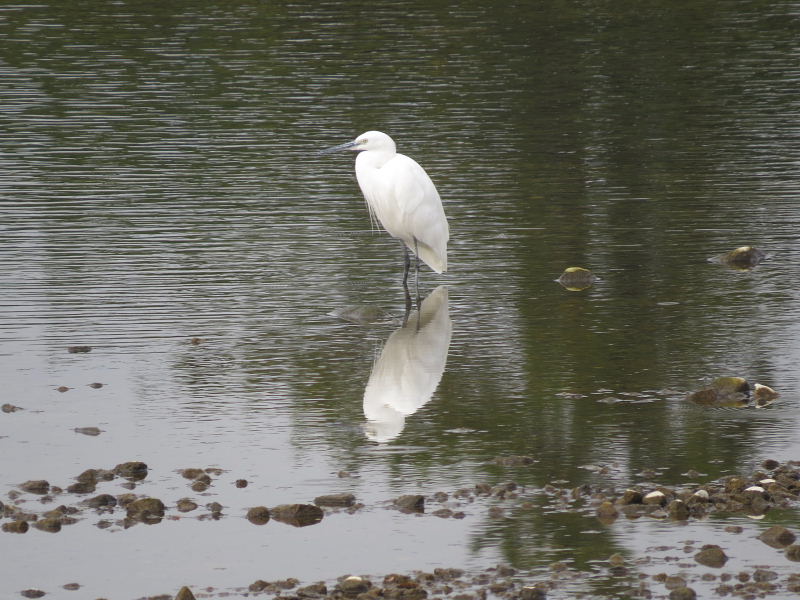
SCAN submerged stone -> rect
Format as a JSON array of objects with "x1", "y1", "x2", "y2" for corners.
[
  {"x1": 556, "y1": 266, "x2": 597, "y2": 291},
  {"x1": 270, "y1": 504, "x2": 323, "y2": 527},
  {"x1": 67, "y1": 345, "x2": 92, "y2": 353},
  {"x1": 694, "y1": 544, "x2": 728, "y2": 568},
  {"x1": 759, "y1": 526, "x2": 797, "y2": 548},
  {"x1": 126, "y1": 497, "x2": 165, "y2": 520},
  {"x1": 246, "y1": 506, "x2": 270, "y2": 525},
  {"x1": 113, "y1": 461, "x2": 148, "y2": 480},
  {"x1": 688, "y1": 377, "x2": 751, "y2": 407},
  {"x1": 314, "y1": 493, "x2": 356, "y2": 507},
  {"x1": 394, "y1": 495, "x2": 425, "y2": 513},
  {"x1": 717, "y1": 245, "x2": 766, "y2": 269},
  {"x1": 19, "y1": 480, "x2": 50, "y2": 495}
]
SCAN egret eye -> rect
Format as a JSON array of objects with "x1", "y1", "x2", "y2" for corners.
[{"x1": 358, "y1": 138, "x2": 367, "y2": 144}]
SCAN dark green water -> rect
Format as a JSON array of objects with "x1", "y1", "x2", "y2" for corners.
[{"x1": 2, "y1": 1, "x2": 800, "y2": 598}]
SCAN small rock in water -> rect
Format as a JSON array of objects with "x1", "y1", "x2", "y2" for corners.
[
  {"x1": 19, "y1": 480, "x2": 50, "y2": 495},
  {"x1": 556, "y1": 266, "x2": 597, "y2": 291},
  {"x1": 393, "y1": 494, "x2": 425, "y2": 513},
  {"x1": 596, "y1": 501, "x2": 619, "y2": 522},
  {"x1": 753, "y1": 383, "x2": 779, "y2": 407},
  {"x1": 694, "y1": 544, "x2": 728, "y2": 567},
  {"x1": 314, "y1": 493, "x2": 356, "y2": 507},
  {"x1": 786, "y1": 545, "x2": 800, "y2": 561},
  {"x1": 716, "y1": 245, "x2": 766, "y2": 269},
  {"x1": 176, "y1": 499, "x2": 198, "y2": 513},
  {"x1": 2, "y1": 403, "x2": 23, "y2": 413},
  {"x1": 113, "y1": 461, "x2": 148, "y2": 480},
  {"x1": 62, "y1": 583, "x2": 80, "y2": 590},
  {"x1": 246, "y1": 506, "x2": 270, "y2": 525},
  {"x1": 643, "y1": 490, "x2": 666, "y2": 506},
  {"x1": 73, "y1": 427, "x2": 102, "y2": 436},
  {"x1": 2, "y1": 520, "x2": 29, "y2": 533},
  {"x1": 270, "y1": 504, "x2": 324, "y2": 527},
  {"x1": 336, "y1": 575, "x2": 371, "y2": 595},
  {"x1": 235, "y1": 479, "x2": 248, "y2": 488},
  {"x1": 56, "y1": 386, "x2": 71, "y2": 393},
  {"x1": 126, "y1": 497, "x2": 165, "y2": 521},
  {"x1": 67, "y1": 345, "x2": 92, "y2": 353},
  {"x1": 668, "y1": 586, "x2": 697, "y2": 600},
  {"x1": 175, "y1": 585, "x2": 196, "y2": 600},
  {"x1": 20, "y1": 590, "x2": 46, "y2": 599},
  {"x1": 88, "y1": 382, "x2": 104, "y2": 389}
]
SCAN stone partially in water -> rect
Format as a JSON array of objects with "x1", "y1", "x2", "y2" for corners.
[
  {"x1": 20, "y1": 590, "x2": 45, "y2": 599},
  {"x1": 176, "y1": 499, "x2": 198, "y2": 513},
  {"x1": 394, "y1": 495, "x2": 425, "y2": 513},
  {"x1": 668, "y1": 499, "x2": 690, "y2": 520},
  {"x1": 33, "y1": 517, "x2": 62, "y2": 533},
  {"x1": 83, "y1": 494, "x2": 117, "y2": 508},
  {"x1": 73, "y1": 427, "x2": 102, "y2": 436},
  {"x1": 270, "y1": 504, "x2": 324, "y2": 527},
  {"x1": 314, "y1": 493, "x2": 356, "y2": 507},
  {"x1": 336, "y1": 575, "x2": 371, "y2": 595},
  {"x1": 716, "y1": 246, "x2": 766, "y2": 270},
  {"x1": 753, "y1": 383, "x2": 779, "y2": 407},
  {"x1": 126, "y1": 497, "x2": 165, "y2": 521},
  {"x1": 67, "y1": 345, "x2": 92, "y2": 353},
  {"x1": 694, "y1": 544, "x2": 728, "y2": 568},
  {"x1": 688, "y1": 377, "x2": 750, "y2": 408},
  {"x1": 556, "y1": 266, "x2": 597, "y2": 291},
  {"x1": 175, "y1": 586, "x2": 196, "y2": 600},
  {"x1": 246, "y1": 506, "x2": 270, "y2": 525},
  {"x1": 19, "y1": 480, "x2": 50, "y2": 495},
  {"x1": 113, "y1": 461, "x2": 148, "y2": 480},
  {"x1": 2, "y1": 403, "x2": 23, "y2": 412},
  {"x1": 1, "y1": 520, "x2": 29, "y2": 533},
  {"x1": 785, "y1": 545, "x2": 800, "y2": 561}
]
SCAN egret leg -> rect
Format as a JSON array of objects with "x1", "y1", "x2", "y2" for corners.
[
  {"x1": 401, "y1": 241, "x2": 411, "y2": 287},
  {"x1": 402, "y1": 278, "x2": 412, "y2": 325}
]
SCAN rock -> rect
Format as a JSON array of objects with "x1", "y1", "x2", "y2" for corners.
[
  {"x1": 67, "y1": 481, "x2": 96, "y2": 494},
  {"x1": 88, "y1": 382, "x2": 104, "y2": 389},
  {"x1": 617, "y1": 489, "x2": 643, "y2": 505},
  {"x1": 33, "y1": 517, "x2": 62, "y2": 532},
  {"x1": 180, "y1": 468, "x2": 205, "y2": 479},
  {"x1": 758, "y1": 525, "x2": 795, "y2": 548},
  {"x1": 62, "y1": 583, "x2": 80, "y2": 590},
  {"x1": 206, "y1": 502, "x2": 223, "y2": 514},
  {"x1": 694, "y1": 544, "x2": 728, "y2": 568},
  {"x1": 19, "y1": 480, "x2": 50, "y2": 494},
  {"x1": 56, "y1": 386, "x2": 70, "y2": 392},
  {"x1": 557, "y1": 266, "x2": 597, "y2": 291},
  {"x1": 235, "y1": 479, "x2": 248, "y2": 488},
  {"x1": 2, "y1": 403, "x2": 23, "y2": 412},
  {"x1": 668, "y1": 587, "x2": 697, "y2": 600},
  {"x1": 20, "y1": 590, "x2": 46, "y2": 599},
  {"x1": 394, "y1": 495, "x2": 425, "y2": 513},
  {"x1": 73, "y1": 427, "x2": 102, "y2": 436},
  {"x1": 83, "y1": 494, "x2": 117, "y2": 508},
  {"x1": 175, "y1": 586, "x2": 196, "y2": 600},
  {"x1": 113, "y1": 461, "x2": 148, "y2": 480},
  {"x1": 519, "y1": 586, "x2": 547, "y2": 599},
  {"x1": 786, "y1": 545, "x2": 800, "y2": 561},
  {"x1": 67, "y1": 345, "x2": 92, "y2": 353},
  {"x1": 753, "y1": 384, "x2": 779, "y2": 407},
  {"x1": 762, "y1": 458, "x2": 780, "y2": 471},
  {"x1": 608, "y1": 553, "x2": 625, "y2": 567},
  {"x1": 718, "y1": 245, "x2": 766, "y2": 269},
  {"x1": 596, "y1": 501, "x2": 618, "y2": 522},
  {"x1": 668, "y1": 499, "x2": 690, "y2": 520},
  {"x1": 176, "y1": 499, "x2": 198, "y2": 513},
  {"x1": 314, "y1": 493, "x2": 356, "y2": 507},
  {"x1": 492, "y1": 455, "x2": 535, "y2": 466},
  {"x1": 270, "y1": 504, "x2": 323, "y2": 527},
  {"x1": 336, "y1": 575, "x2": 371, "y2": 595},
  {"x1": 2, "y1": 520, "x2": 29, "y2": 533},
  {"x1": 297, "y1": 582, "x2": 328, "y2": 597},
  {"x1": 126, "y1": 497, "x2": 165, "y2": 520},
  {"x1": 643, "y1": 490, "x2": 666, "y2": 506},
  {"x1": 752, "y1": 569, "x2": 778, "y2": 582}
]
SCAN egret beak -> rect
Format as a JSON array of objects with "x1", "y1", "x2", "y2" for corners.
[{"x1": 318, "y1": 140, "x2": 358, "y2": 155}]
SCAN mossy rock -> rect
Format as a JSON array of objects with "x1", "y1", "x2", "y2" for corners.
[{"x1": 556, "y1": 267, "x2": 597, "y2": 291}]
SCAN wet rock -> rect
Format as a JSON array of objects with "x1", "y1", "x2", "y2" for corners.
[
  {"x1": 20, "y1": 590, "x2": 46, "y2": 598},
  {"x1": 73, "y1": 427, "x2": 102, "y2": 436},
  {"x1": 270, "y1": 504, "x2": 324, "y2": 527},
  {"x1": 190, "y1": 480, "x2": 209, "y2": 492},
  {"x1": 557, "y1": 266, "x2": 597, "y2": 291},
  {"x1": 33, "y1": 517, "x2": 62, "y2": 533},
  {"x1": 753, "y1": 383, "x2": 779, "y2": 407},
  {"x1": 314, "y1": 493, "x2": 356, "y2": 507},
  {"x1": 297, "y1": 582, "x2": 328, "y2": 597},
  {"x1": 717, "y1": 245, "x2": 766, "y2": 269},
  {"x1": 336, "y1": 575, "x2": 371, "y2": 595},
  {"x1": 688, "y1": 377, "x2": 751, "y2": 407},
  {"x1": 126, "y1": 497, "x2": 165, "y2": 521},
  {"x1": 83, "y1": 494, "x2": 117, "y2": 508},
  {"x1": 608, "y1": 553, "x2": 625, "y2": 567},
  {"x1": 667, "y1": 499, "x2": 690, "y2": 520},
  {"x1": 786, "y1": 545, "x2": 800, "y2": 561},
  {"x1": 76, "y1": 468, "x2": 114, "y2": 483},
  {"x1": 174, "y1": 586, "x2": 196, "y2": 600},
  {"x1": 176, "y1": 499, "x2": 198, "y2": 512},
  {"x1": 114, "y1": 461, "x2": 148, "y2": 480},
  {"x1": 762, "y1": 458, "x2": 780, "y2": 471},
  {"x1": 665, "y1": 576, "x2": 687, "y2": 590},
  {"x1": 394, "y1": 495, "x2": 425, "y2": 513},
  {"x1": 519, "y1": 586, "x2": 547, "y2": 599},
  {"x1": 206, "y1": 502, "x2": 223, "y2": 515},
  {"x1": 2, "y1": 520, "x2": 29, "y2": 533},
  {"x1": 752, "y1": 569, "x2": 778, "y2": 582},
  {"x1": 62, "y1": 583, "x2": 80, "y2": 590},
  {"x1": 694, "y1": 544, "x2": 728, "y2": 568},
  {"x1": 2, "y1": 403, "x2": 23, "y2": 412},
  {"x1": 66, "y1": 481, "x2": 96, "y2": 494},
  {"x1": 56, "y1": 386, "x2": 70, "y2": 393},
  {"x1": 596, "y1": 501, "x2": 618, "y2": 522},
  {"x1": 617, "y1": 489, "x2": 643, "y2": 505},
  {"x1": 180, "y1": 468, "x2": 205, "y2": 479},
  {"x1": 88, "y1": 382, "x2": 104, "y2": 389},
  {"x1": 246, "y1": 506, "x2": 270, "y2": 525},
  {"x1": 643, "y1": 491, "x2": 666, "y2": 506},
  {"x1": 67, "y1": 345, "x2": 92, "y2": 353},
  {"x1": 492, "y1": 455, "x2": 535, "y2": 466},
  {"x1": 668, "y1": 587, "x2": 697, "y2": 600},
  {"x1": 19, "y1": 480, "x2": 50, "y2": 495},
  {"x1": 235, "y1": 479, "x2": 248, "y2": 488}
]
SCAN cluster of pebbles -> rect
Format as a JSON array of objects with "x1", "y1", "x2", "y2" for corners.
[{"x1": 6, "y1": 458, "x2": 800, "y2": 599}]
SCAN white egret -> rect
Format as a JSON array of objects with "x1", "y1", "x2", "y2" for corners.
[{"x1": 320, "y1": 131, "x2": 449, "y2": 282}]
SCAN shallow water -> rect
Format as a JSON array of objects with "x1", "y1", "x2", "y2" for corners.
[{"x1": 2, "y1": 1, "x2": 800, "y2": 598}]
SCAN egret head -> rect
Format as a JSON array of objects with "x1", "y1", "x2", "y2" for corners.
[{"x1": 319, "y1": 130, "x2": 396, "y2": 155}]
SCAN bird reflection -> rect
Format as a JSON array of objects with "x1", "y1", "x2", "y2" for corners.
[{"x1": 363, "y1": 286, "x2": 452, "y2": 443}]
